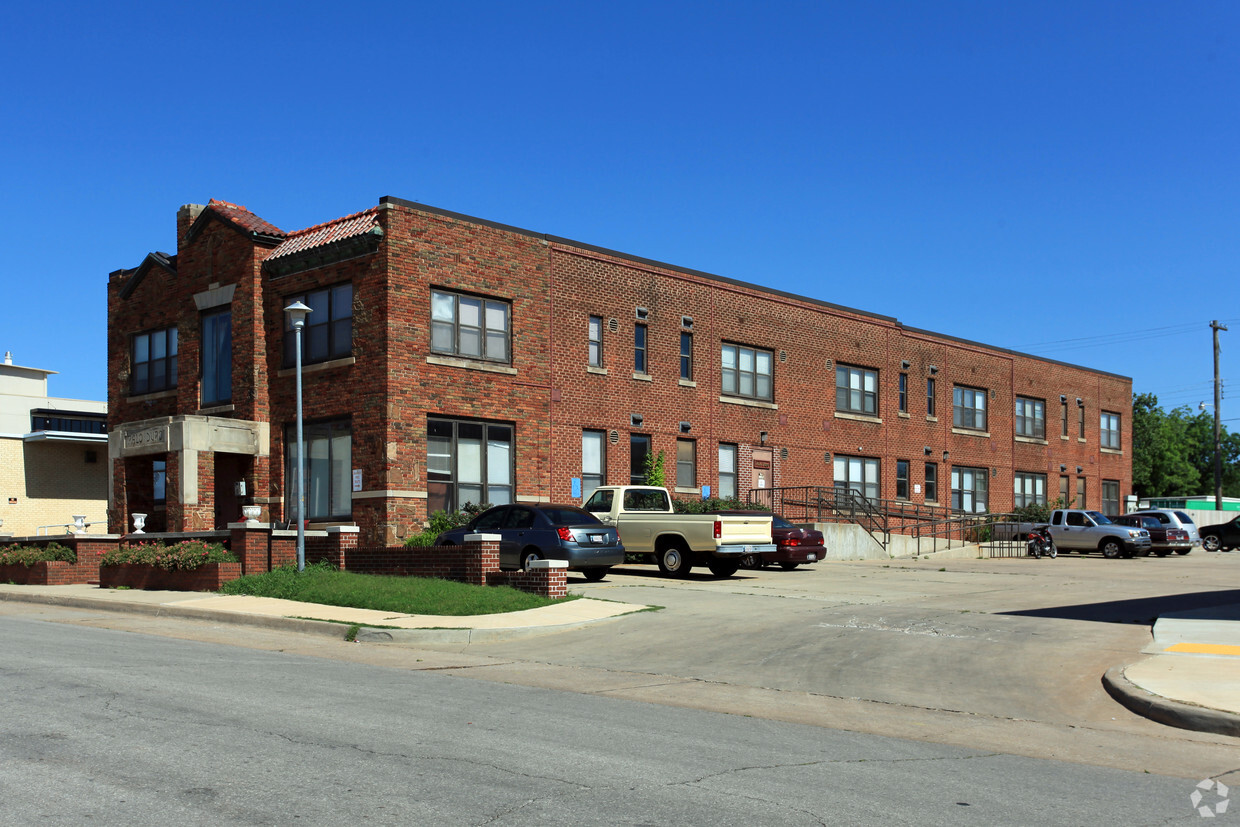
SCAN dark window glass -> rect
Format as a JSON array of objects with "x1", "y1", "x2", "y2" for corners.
[
  {"x1": 201, "y1": 309, "x2": 232, "y2": 406},
  {"x1": 634, "y1": 323, "x2": 648, "y2": 373},
  {"x1": 588, "y1": 316, "x2": 603, "y2": 367},
  {"x1": 952, "y1": 386, "x2": 987, "y2": 431},
  {"x1": 285, "y1": 283, "x2": 353, "y2": 367},
  {"x1": 430, "y1": 289, "x2": 510, "y2": 363},
  {"x1": 898, "y1": 373, "x2": 908, "y2": 413},
  {"x1": 721, "y1": 343, "x2": 773, "y2": 401},
  {"x1": 896, "y1": 460, "x2": 909, "y2": 499},
  {"x1": 630, "y1": 434, "x2": 651, "y2": 485},
  {"x1": 927, "y1": 377, "x2": 936, "y2": 417},
  {"x1": 951, "y1": 465, "x2": 989, "y2": 513},
  {"x1": 680, "y1": 332, "x2": 692, "y2": 380},
  {"x1": 426, "y1": 417, "x2": 514, "y2": 515},
  {"x1": 1015, "y1": 398, "x2": 1045, "y2": 439},
  {"x1": 285, "y1": 419, "x2": 351, "y2": 521},
  {"x1": 131, "y1": 327, "x2": 178, "y2": 395},
  {"x1": 924, "y1": 462, "x2": 938, "y2": 502},
  {"x1": 836, "y1": 365, "x2": 878, "y2": 415}
]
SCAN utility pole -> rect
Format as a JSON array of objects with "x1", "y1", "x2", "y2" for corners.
[{"x1": 1211, "y1": 320, "x2": 1227, "y2": 510}]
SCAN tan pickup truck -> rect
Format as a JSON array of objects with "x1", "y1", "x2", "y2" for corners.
[{"x1": 583, "y1": 485, "x2": 775, "y2": 578}]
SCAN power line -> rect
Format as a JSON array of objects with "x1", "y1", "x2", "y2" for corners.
[{"x1": 1007, "y1": 318, "x2": 1240, "y2": 354}]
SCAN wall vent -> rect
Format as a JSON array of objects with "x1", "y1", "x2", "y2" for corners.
[
  {"x1": 780, "y1": 447, "x2": 789, "y2": 460},
  {"x1": 635, "y1": 307, "x2": 649, "y2": 321},
  {"x1": 681, "y1": 315, "x2": 693, "y2": 329},
  {"x1": 780, "y1": 350, "x2": 787, "y2": 363},
  {"x1": 608, "y1": 430, "x2": 619, "y2": 445},
  {"x1": 608, "y1": 318, "x2": 619, "y2": 334}
]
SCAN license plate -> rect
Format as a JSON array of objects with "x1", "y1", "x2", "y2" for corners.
[
  {"x1": 589, "y1": 534, "x2": 605, "y2": 544},
  {"x1": 807, "y1": 554, "x2": 817, "y2": 561},
  {"x1": 744, "y1": 545, "x2": 753, "y2": 553}
]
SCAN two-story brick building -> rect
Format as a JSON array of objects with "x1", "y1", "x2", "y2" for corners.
[{"x1": 106, "y1": 197, "x2": 1133, "y2": 546}]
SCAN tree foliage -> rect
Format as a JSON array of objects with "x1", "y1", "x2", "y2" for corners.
[{"x1": 1132, "y1": 392, "x2": 1240, "y2": 498}]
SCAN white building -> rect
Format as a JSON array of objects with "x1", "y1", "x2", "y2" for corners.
[{"x1": 0, "y1": 352, "x2": 107, "y2": 537}]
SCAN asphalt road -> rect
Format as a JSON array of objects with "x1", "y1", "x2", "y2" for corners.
[{"x1": 0, "y1": 613, "x2": 1229, "y2": 826}]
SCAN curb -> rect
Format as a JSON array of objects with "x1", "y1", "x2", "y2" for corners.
[{"x1": 1102, "y1": 664, "x2": 1240, "y2": 739}]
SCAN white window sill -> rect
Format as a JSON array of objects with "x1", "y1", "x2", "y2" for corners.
[
  {"x1": 718, "y1": 395, "x2": 777, "y2": 410},
  {"x1": 277, "y1": 356, "x2": 356, "y2": 378},
  {"x1": 426, "y1": 355, "x2": 518, "y2": 375},
  {"x1": 835, "y1": 411, "x2": 883, "y2": 425},
  {"x1": 197, "y1": 404, "x2": 235, "y2": 415},
  {"x1": 1100, "y1": 447, "x2": 1124, "y2": 455},
  {"x1": 678, "y1": 378, "x2": 697, "y2": 388},
  {"x1": 926, "y1": 415, "x2": 938, "y2": 422},
  {"x1": 586, "y1": 366, "x2": 608, "y2": 375},
  {"x1": 127, "y1": 389, "x2": 177, "y2": 403},
  {"x1": 951, "y1": 427, "x2": 991, "y2": 438},
  {"x1": 897, "y1": 411, "x2": 910, "y2": 419},
  {"x1": 632, "y1": 372, "x2": 653, "y2": 382},
  {"x1": 1014, "y1": 435, "x2": 1048, "y2": 445}
]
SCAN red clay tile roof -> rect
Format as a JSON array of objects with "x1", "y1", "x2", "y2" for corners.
[
  {"x1": 267, "y1": 208, "x2": 381, "y2": 260},
  {"x1": 205, "y1": 198, "x2": 285, "y2": 238}
]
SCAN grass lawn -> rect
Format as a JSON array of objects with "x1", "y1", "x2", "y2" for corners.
[{"x1": 217, "y1": 563, "x2": 577, "y2": 616}]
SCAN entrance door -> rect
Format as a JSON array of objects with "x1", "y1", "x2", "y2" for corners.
[
  {"x1": 751, "y1": 449, "x2": 773, "y2": 492},
  {"x1": 213, "y1": 453, "x2": 245, "y2": 529}
]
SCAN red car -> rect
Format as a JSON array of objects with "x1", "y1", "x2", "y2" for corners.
[{"x1": 716, "y1": 511, "x2": 825, "y2": 570}]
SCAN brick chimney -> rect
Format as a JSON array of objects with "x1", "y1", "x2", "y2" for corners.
[{"x1": 177, "y1": 203, "x2": 206, "y2": 248}]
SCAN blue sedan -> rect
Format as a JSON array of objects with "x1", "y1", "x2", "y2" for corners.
[{"x1": 434, "y1": 503, "x2": 625, "y2": 581}]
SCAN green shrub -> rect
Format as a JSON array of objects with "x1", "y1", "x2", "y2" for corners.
[
  {"x1": 673, "y1": 497, "x2": 768, "y2": 514},
  {"x1": 0, "y1": 543, "x2": 76, "y2": 566},
  {"x1": 404, "y1": 503, "x2": 489, "y2": 547},
  {"x1": 101, "y1": 541, "x2": 237, "y2": 571}
]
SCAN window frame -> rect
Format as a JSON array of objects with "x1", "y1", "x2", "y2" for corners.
[
  {"x1": 634, "y1": 323, "x2": 648, "y2": 374},
  {"x1": 898, "y1": 373, "x2": 908, "y2": 414},
  {"x1": 676, "y1": 439, "x2": 696, "y2": 489},
  {"x1": 588, "y1": 315, "x2": 603, "y2": 368},
  {"x1": 952, "y1": 385, "x2": 988, "y2": 431},
  {"x1": 426, "y1": 416, "x2": 514, "y2": 514},
  {"x1": 285, "y1": 418, "x2": 352, "y2": 522},
  {"x1": 834, "y1": 454, "x2": 880, "y2": 502},
  {"x1": 200, "y1": 307, "x2": 232, "y2": 407},
  {"x1": 1015, "y1": 397, "x2": 1046, "y2": 439},
  {"x1": 1101, "y1": 480, "x2": 1121, "y2": 515},
  {"x1": 630, "y1": 434, "x2": 652, "y2": 485},
  {"x1": 430, "y1": 288, "x2": 511, "y2": 364},
  {"x1": 835, "y1": 364, "x2": 879, "y2": 416},
  {"x1": 924, "y1": 462, "x2": 938, "y2": 503},
  {"x1": 895, "y1": 459, "x2": 910, "y2": 500},
  {"x1": 284, "y1": 283, "x2": 353, "y2": 368},
  {"x1": 951, "y1": 465, "x2": 989, "y2": 513},
  {"x1": 131, "y1": 326, "x2": 178, "y2": 396},
  {"x1": 927, "y1": 377, "x2": 936, "y2": 417},
  {"x1": 1013, "y1": 472, "x2": 1047, "y2": 508},
  {"x1": 680, "y1": 331, "x2": 693, "y2": 380},
  {"x1": 582, "y1": 429, "x2": 605, "y2": 501},
  {"x1": 721, "y1": 343, "x2": 774, "y2": 401},
  {"x1": 718, "y1": 443, "x2": 738, "y2": 500},
  {"x1": 1100, "y1": 412, "x2": 1121, "y2": 449}
]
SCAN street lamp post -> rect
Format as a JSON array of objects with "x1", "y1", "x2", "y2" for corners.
[{"x1": 284, "y1": 301, "x2": 312, "y2": 571}]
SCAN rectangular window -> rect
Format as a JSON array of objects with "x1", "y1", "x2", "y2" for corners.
[
  {"x1": 201, "y1": 308, "x2": 232, "y2": 406},
  {"x1": 1076, "y1": 477, "x2": 1087, "y2": 509},
  {"x1": 898, "y1": 373, "x2": 908, "y2": 413},
  {"x1": 284, "y1": 283, "x2": 352, "y2": 367},
  {"x1": 1100, "y1": 412, "x2": 1121, "y2": 449},
  {"x1": 1078, "y1": 402, "x2": 1086, "y2": 438},
  {"x1": 1015, "y1": 397, "x2": 1045, "y2": 439},
  {"x1": 718, "y1": 443, "x2": 738, "y2": 500},
  {"x1": 680, "y1": 332, "x2": 693, "y2": 380},
  {"x1": 285, "y1": 419, "x2": 352, "y2": 521},
  {"x1": 896, "y1": 460, "x2": 910, "y2": 499},
  {"x1": 835, "y1": 365, "x2": 878, "y2": 415},
  {"x1": 1102, "y1": 480, "x2": 1120, "y2": 515},
  {"x1": 834, "y1": 454, "x2": 880, "y2": 501},
  {"x1": 924, "y1": 462, "x2": 938, "y2": 503},
  {"x1": 426, "y1": 417, "x2": 513, "y2": 515},
  {"x1": 952, "y1": 386, "x2": 987, "y2": 431},
  {"x1": 927, "y1": 377, "x2": 936, "y2": 417},
  {"x1": 1014, "y1": 472, "x2": 1047, "y2": 508},
  {"x1": 951, "y1": 465, "x2": 989, "y2": 513},
  {"x1": 634, "y1": 323, "x2": 648, "y2": 374},
  {"x1": 153, "y1": 460, "x2": 166, "y2": 506},
  {"x1": 430, "y1": 289, "x2": 510, "y2": 363},
  {"x1": 721, "y1": 343, "x2": 773, "y2": 401},
  {"x1": 630, "y1": 434, "x2": 651, "y2": 485},
  {"x1": 588, "y1": 315, "x2": 603, "y2": 367},
  {"x1": 676, "y1": 439, "x2": 696, "y2": 489},
  {"x1": 132, "y1": 327, "x2": 178, "y2": 395},
  {"x1": 1061, "y1": 399, "x2": 1069, "y2": 437},
  {"x1": 582, "y1": 430, "x2": 605, "y2": 501},
  {"x1": 1060, "y1": 475, "x2": 1070, "y2": 507}
]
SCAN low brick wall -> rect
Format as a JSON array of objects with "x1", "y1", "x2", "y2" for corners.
[
  {"x1": 99, "y1": 562, "x2": 244, "y2": 591},
  {"x1": 0, "y1": 535, "x2": 116, "y2": 584},
  {"x1": 0, "y1": 561, "x2": 79, "y2": 585}
]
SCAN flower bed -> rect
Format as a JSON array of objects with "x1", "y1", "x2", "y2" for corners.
[
  {"x1": 0, "y1": 542, "x2": 76, "y2": 566},
  {"x1": 99, "y1": 562, "x2": 243, "y2": 591},
  {"x1": 101, "y1": 540, "x2": 237, "y2": 571}
]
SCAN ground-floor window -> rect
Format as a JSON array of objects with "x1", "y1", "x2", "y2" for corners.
[
  {"x1": 285, "y1": 419, "x2": 352, "y2": 521},
  {"x1": 1101, "y1": 480, "x2": 1120, "y2": 515},
  {"x1": 834, "y1": 454, "x2": 879, "y2": 501},
  {"x1": 630, "y1": 434, "x2": 651, "y2": 485},
  {"x1": 676, "y1": 439, "x2": 696, "y2": 489},
  {"x1": 718, "y1": 443, "x2": 737, "y2": 500},
  {"x1": 924, "y1": 462, "x2": 938, "y2": 503},
  {"x1": 895, "y1": 460, "x2": 910, "y2": 499},
  {"x1": 1014, "y1": 472, "x2": 1047, "y2": 509},
  {"x1": 582, "y1": 430, "x2": 605, "y2": 501},
  {"x1": 951, "y1": 465, "x2": 989, "y2": 513},
  {"x1": 427, "y1": 417, "x2": 513, "y2": 515},
  {"x1": 1077, "y1": 477, "x2": 1087, "y2": 510}
]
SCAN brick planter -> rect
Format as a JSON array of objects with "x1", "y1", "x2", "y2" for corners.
[
  {"x1": 0, "y1": 562, "x2": 78, "y2": 585},
  {"x1": 99, "y1": 562, "x2": 243, "y2": 591}
]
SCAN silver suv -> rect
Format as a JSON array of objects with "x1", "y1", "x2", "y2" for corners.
[{"x1": 1126, "y1": 509, "x2": 1200, "y2": 553}]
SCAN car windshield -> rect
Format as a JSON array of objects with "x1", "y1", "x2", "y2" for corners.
[
  {"x1": 1174, "y1": 511, "x2": 1195, "y2": 525},
  {"x1": 1088, "y1": 511, "x2": 1113, "y2": 525},
  {"x1": 771, "y1": 514, "x2": 794, "y2": 529},
  {"x1": 539, "y1": 507, "x2": 601, "y2": 526}
]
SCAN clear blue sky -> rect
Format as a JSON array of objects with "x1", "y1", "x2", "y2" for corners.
[{"x1": 2, "y1": 1, "x2": 1236, "y2": 418}]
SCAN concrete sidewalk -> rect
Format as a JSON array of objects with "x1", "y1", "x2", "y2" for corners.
[
  {"x1": 1103, "y1": 602, "x2": 1240, "y2": 738},
  {"x1": 0, "y1": 583, "x2": 648, "y2": 644}
]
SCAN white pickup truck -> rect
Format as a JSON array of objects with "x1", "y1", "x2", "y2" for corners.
[{"x1": 583, "y1": 485, "x2": 775, "y2": 578}]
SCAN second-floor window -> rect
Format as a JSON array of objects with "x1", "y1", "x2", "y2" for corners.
[
  {"x1": 1015, "y1": 397, "x2": 1045, "y2": 439},
  {"x1": 927, "y1": 377, "x2": 936, "y2": 417},
  {"x1": 201, "y1": 309, "x2": 232, "y2": 406},
  {"x1": 431, "y1": 289, "x2": 510, "y2": 363},
  {"x1": 588, "y1": 316, "x2": 603, "y2": 367},
  {"x1": 634, "y1": 323, "x2": 648, "y2": 373},
  {"x1": 721, "y1": 343, "x2": 773, "y2": 401},
  {"x1": 285, "y1": 284, "x2": 352, "y2": 367},
  {"x1": 1101, "y1": 412, "x2": 1121, "y2": 449},
  {"x1": 680, "y1": 332, "x2": 693, "y2": 380},
  {"x1": 953, "y1": 386, "x2": 987, "y2": 431},
  {"x1": 132, "y1": 327, "x2": 178, "y2": 395},
  {"x1": 835, "y1": 365, "x2": 878, "y2": 415},
  {"x1": 898, "y1": 373, "x2": 908, "y2": 413}
]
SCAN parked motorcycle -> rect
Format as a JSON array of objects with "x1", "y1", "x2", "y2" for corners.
[{"x1": 1027, "y1": 525, "x2": 1057, "y2": 558}]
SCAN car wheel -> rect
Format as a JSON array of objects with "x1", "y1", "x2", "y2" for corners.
[
  {"x1": 521, "y1": 549, "x2": 541, "y2": 570},
  {"x1": 581, "y1": 567, "x2": 609, "y2": 582},
  {"x1": 707, "y1": 559, "x2": 739, "y2": 578},
  {"x1": 739, "y1": 554, "x2": 762, "y2": 569},
  {"x1": 1175, "y1": 549, "x2": 1192, "y2": 555},
  {"x1": 1203, "y1": 534, "x2": 1222, "y2": 552},
  {"x1": 657, "y1": 544, "x2": 693, "y2": 578},
  {"x1": 779, "y1": 562, "x2": 800, "y2": 570},
  {"x1": 1101, "y1": 539, "x2": 1122, "y2": 559}
]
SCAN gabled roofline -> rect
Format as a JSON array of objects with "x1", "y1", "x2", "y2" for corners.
[
  {"x1": 118, "y1": 251, "x2": 177, "y2": 300},
  {"x1": 184, "y1": 201, "x2": 285, "y2": 247}
]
